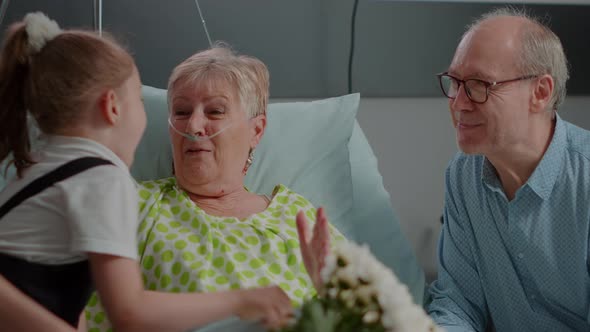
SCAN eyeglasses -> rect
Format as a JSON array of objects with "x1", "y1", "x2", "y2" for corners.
[{"x1": 436, "y1": 72, "x2": 539, "y2": 104}]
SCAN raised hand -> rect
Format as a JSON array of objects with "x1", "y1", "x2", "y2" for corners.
[{"x1": 296, "y1": 207, "x2": 330, "y2": 292}]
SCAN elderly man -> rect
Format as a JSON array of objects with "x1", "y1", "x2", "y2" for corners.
[{"x1": 428, "y1": 8, "x2": 590, "y2": 332}]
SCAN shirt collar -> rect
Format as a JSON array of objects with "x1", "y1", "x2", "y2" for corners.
[
  {"x1": 526, "y1": 114, "x2": 567, "y2": 200},
  {"x1": 482, "y1": 114, "x2": 567, "y2": 200},
  {"x1": 39, "y1": 134, "x2": 130, "y2": 172},
  {"x1": 482, "y1": 157, "x2": 503, "y2": 194}
]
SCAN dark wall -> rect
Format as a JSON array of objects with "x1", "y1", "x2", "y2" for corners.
[{"x1": 3, "y1": 0, "x2": 590, "y2": 97}]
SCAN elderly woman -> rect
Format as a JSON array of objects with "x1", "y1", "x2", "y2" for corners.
[{"x1": 84, "y1": 45, "x2": 343, "y2": 331}]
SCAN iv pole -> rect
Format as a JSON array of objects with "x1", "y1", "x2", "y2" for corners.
[
  {"x1": 194, "y1": 0, "x2": 213, "y2": 47},
  {"x1": 93, "y1": 0, "x2": 102, "y2": 36}
]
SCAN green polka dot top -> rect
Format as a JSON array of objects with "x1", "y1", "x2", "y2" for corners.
[{"x1": 85, "y1": 177, "x2": 343, "y2": 331}]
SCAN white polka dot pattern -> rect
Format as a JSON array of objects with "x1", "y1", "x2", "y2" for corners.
[{"x1": 84, "y1": 178, "x2": 343, "y2": 331}]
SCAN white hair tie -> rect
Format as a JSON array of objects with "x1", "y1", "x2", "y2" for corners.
[{"x1": 23, "y1": 12, "x2": 62, "y2": 54}]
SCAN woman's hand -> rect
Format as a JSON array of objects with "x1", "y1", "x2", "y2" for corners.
[
  {"x1": 296, "y1": 207, "x2": 330, "y2": 292},
  {"x1": 234, "y1": 286, "x2": 293, "y2": 330}
]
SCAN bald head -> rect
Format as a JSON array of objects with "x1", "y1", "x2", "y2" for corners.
[
  {"x1": 452, "y1": 8, "x2": 568, "y2": 111},
  {"x1": 452, "y1": 16, "x2": 528, "y2": 80},
  {"x1": 465, "y1": 15, "x2": 531, "y2": 54}
]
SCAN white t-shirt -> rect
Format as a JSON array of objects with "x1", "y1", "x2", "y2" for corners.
[{"x1": 0, "y1": 135, "x2": 139, "y2": 264}]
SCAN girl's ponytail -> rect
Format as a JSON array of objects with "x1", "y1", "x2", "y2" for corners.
[{"x1": 0, "y1": 23, "x2": 33, "y2": 177}]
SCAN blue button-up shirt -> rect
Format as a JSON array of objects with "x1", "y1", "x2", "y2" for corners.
[{"x1": 428, "y1": 116, "x2": 590, "y2": 331}]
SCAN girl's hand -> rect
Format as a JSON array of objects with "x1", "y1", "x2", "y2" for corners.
[{"x1": 235, "y1": 286, "x2": 293, "y2": 330}]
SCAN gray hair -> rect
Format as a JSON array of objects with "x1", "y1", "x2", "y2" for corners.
[
  {"x1": 167, "y1": 42, "x2": 269, "y2": 118},
  {"x1": 465, "y1": 7, "x2": 569, "y2": 111}
]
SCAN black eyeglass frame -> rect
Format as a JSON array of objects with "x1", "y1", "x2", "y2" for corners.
[{"x1": 436, "y1": 72, "x2": 540, "y2": 104}]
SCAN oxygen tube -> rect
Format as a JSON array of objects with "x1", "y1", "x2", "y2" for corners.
[{"x1": 168, "y1": 117, "x2": 236, "y2": 142}]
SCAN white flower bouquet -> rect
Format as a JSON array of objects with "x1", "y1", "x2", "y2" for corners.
[{"x1": 283, "y1": 242, "x2": 442, "y2": 332}]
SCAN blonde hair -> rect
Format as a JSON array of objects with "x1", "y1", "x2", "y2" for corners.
[
  {"x1": 0, "y1": 20, "x2": 134, "y2": 177},
  {"x1": 168, "y1": 43, "x2": 269, "y2": 118},
  {"x1": 467, "y1": 7, "x2": 569, "y2": 111}
]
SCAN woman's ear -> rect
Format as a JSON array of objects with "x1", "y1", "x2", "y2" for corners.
[
  {"x1": 98, "y1": 89, "x2": 121, "y2": 125},
  {"x1": 531, "y1": 74, "x2": 554, "y2": 114},
  {"x1": 250, "y1": 114, "x2": 266, "y2": 148}
]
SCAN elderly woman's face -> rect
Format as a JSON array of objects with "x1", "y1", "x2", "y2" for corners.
[{"x1": 169, "y1": 79, "x2": 265, "y2": 193}]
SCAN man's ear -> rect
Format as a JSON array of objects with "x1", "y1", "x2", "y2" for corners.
[
  {"x1": 98, "y1": 89, "x2": 121, "y2": 125},
  {"x1": 250, "y1": 114, "x2": 266, "y2": 148},
  {"x1": 531, "y1": 74, "x2": 554, "y2": 113}
]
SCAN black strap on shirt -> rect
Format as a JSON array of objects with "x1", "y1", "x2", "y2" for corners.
[
  {"x1": 0, "y1": 156, "x2": 114, "y2": 327},
  {"x1": 0, "y1": 156, "x2": 113, "y2": 219}
]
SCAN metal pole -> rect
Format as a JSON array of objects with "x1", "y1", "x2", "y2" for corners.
[
  {"x1": 98, "y1": 0, "x2": 102, "y2": 36},
  {"x1": 194, "y1": 0, "x2": 212, "y2": 47}
]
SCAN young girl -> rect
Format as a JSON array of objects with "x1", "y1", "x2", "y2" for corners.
[{"x1": 0, "y1": 12, "x2": 292, "y2": 331}]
